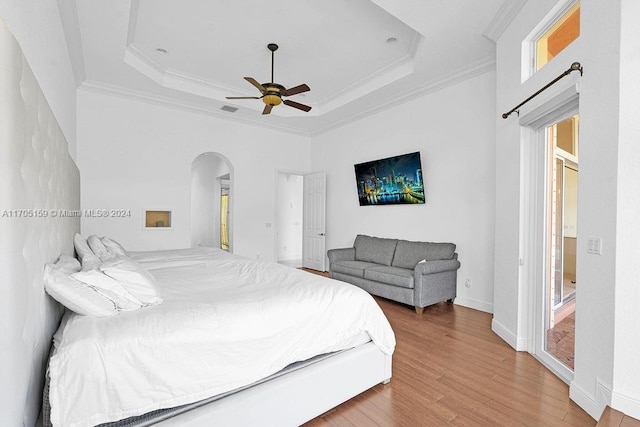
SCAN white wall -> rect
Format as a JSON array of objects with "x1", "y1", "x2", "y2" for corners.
[
  {"x1": 0, "y1": 1, "x2": 77, "y2": 159},
  {"x1": 611, "y1": 0, "x2": 640, "y2": 418},
  {"x1": 276, "y1": 173, "x2": 303, "y2": 261},
  {"x1": 77, "y1": 90, "x2": 310, "y2": 260},
  {"x1": 310, "y1": 70, "x2": 497, "y2": 313},
  {"x1": 494, "y1": 0, "x2": 640, "y2": 419}
]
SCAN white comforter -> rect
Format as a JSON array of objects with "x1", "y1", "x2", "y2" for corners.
[{"x1": 48, "y1": 248, "x2": 396, "y2": 426}]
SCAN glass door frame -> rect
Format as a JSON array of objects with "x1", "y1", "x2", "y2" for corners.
[{"x1": 520, "y1": 107, "x2": 578, "y2": 385}]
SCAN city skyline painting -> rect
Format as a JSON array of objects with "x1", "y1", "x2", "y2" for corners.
[{"x1": 354, "y1": 151, "x2": 425, "y2": 206}]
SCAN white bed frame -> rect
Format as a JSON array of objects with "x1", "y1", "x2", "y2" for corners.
[
  {"x1": 155, "y1": 343, "x2": 390, "y2": 426},
  {"x1": 0, "y1": 18, "x2": 391, "y2": 426}
]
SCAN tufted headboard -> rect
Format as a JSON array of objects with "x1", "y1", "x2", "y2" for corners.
[{"x1": 0, "y1": 19, "x2": 80, "y2": 426}]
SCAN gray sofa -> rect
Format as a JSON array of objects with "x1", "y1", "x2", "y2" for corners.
[{"x1": 328, "y1": 235, "x2": 460, "y2": 314}]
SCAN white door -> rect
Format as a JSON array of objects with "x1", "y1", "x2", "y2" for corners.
[{"x1": 302, "y1": 172, "x2": 326, "y2": 271}]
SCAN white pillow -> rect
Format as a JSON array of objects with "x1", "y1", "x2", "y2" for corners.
[
  {"x1": 56, "y1": 254, "x2": 81, "y2": 274},
  {"x1": 80, "y1": 253, "x2": 102, "y2": 271},
  {"x1": 101, "y1": 236, "x2": 127, "y2": 257},
  {"x1": 87, "y1": 234, "x2": 112, "y2": 261},
  {"x1": 44, "y1": 260, "x2": 118, "y2": 317},
  {"x1": 100, "y1": 257, "x2": 163, "y2": 306},
  {"x1": 73, "y1": 233, "x2": 94, "y2": 260},
  {"x1": 71, "y1": 269, "x2": 143, "y2": 311}
]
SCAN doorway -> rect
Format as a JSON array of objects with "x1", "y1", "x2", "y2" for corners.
[
  {"x1": 275, "y1": 172, "x2": 304, "y2": 268},
  {"x1": 275, "y1": 171, "x2": 327, "y2": 271},
  {"x1": 191, "y1": 153, "x2": 233, "y2": 251},
  {"x1": 545, "y1": 114, "x2": 579, "y2": 370},
  {"x1": 220, "y1": 183, "x2": 230, "y2": 251}
]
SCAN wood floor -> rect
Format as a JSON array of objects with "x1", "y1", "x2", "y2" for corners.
[{"x1": 303, "y1": 296, "x2": 596, "y2": 426}]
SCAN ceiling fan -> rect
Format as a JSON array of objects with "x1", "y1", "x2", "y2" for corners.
[{"x1": 226, "y1": 43, "x2": 311, "y2": 115}]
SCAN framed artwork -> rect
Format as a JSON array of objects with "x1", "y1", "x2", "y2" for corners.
[{"x1": 354, "y1": 152, "x2": 425, "y2": 206}]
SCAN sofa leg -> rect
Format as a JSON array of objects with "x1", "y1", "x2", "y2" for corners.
[
  {"x1": 415, "y1": 306, "x2": 424, "y2": 315},
  {"x1": 446, "y1": 299, "x2": 454, "y2": 304}
]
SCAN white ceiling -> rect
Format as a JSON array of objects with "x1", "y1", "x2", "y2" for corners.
[{"x1": 60, "y1": 0, "x2": 525, "y2": 136}]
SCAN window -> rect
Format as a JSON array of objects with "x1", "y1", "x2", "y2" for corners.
[{"x1": 535, "y1": 1, "x2": 580, "y2": 71}]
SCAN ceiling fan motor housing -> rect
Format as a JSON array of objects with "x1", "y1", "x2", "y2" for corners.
[{"x1": 262, "y1": 84, "x2": 284, "y2": 106}]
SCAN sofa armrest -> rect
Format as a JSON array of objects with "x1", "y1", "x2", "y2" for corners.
[
  {"x1": 414, "y1": 259, "x2": 461, "y2": 275},
  {"x1": 327, "y1": 247, "x2": 356, "y2": 263}
]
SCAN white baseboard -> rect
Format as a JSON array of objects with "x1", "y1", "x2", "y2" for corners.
[
  {"x1": 454, "y1": 297, "x2": 493, "y2": 314},
  {"x1": 490, "y1": 318, "x2": 530, "y2": 351},
  {"x1": 611, "y1": 389, "x2": 640, "y2": 421},
  {"x1": 570, "y1": 378, "x2": 611, "y2": 421}
]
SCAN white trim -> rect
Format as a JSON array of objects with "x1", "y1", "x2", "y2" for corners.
[
  {"x1": 518, "y1": 80, "x2": 580, "y2": 128},
  {"x1": 482, "y1": 0, "x2": 528, "y2": 42},
  {"x1": 521, "y1": 0, "x2": 581, "y2": 81},
  {"x1": 491, "y1": 318, "x2": 528, "y2": 351},
  {"x1": 453, "y1": 296, "x2": 493, "y2": 314},
  {"x1": 519, "y1": 83, "x2": 579, "y2": 385},
  {"x1": 518, "y1": 126, "x2": 541, "y2": 355},
  {"x1": 570, "y1": 378, "x2": 611, "y2": 421},
  {"x1": 56, "y1": 0, "x2": 86, "y2": 87},
  {"x1": 611, "y1": 390, "x2": 640, "y2": 421},
  {"x1": 311, "y1": 56, "x2": 495, "y2": 137},
  {"x1": 78, "y1": 80, "x2": 312, "y2": 137},
  {"x1": 77, "y1": 57, "x2": 494, "y2": 139}
]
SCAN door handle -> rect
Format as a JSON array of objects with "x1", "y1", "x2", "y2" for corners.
[{"x1": 318, "y1": 233, "x2": 325, "y2": 236}]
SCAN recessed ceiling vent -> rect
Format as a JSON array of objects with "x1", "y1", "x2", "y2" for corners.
[{"x1": 221, "y1": 105, "x2": 239, "y2": 113}]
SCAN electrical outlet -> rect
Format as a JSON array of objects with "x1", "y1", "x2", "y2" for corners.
[
  {"x1": 465, "y1": 279, "x2": 471, "y2": 288},
  {"x1": 283, "y1": 245, "x2": 287, "y2": 251},
  {"x1": 256, "y1": 254, "x2": 260, "y2": 259}
]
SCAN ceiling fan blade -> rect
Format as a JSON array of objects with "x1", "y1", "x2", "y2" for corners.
[
  {"x1": 283, "y1": 84, "x2": 310, "y2": 97},
  {"x1": 225, "y1": 96, "x2": 261, "y2": 99},
  {"x1": 244, "y1": 77, "x2": 266, "y2": 94},
  {"x1": 262, "y1": 104, "x2": 273, "y2": 115},
  {"x1": 283, "y1": 99, "x2": 312, "y2": 112}
]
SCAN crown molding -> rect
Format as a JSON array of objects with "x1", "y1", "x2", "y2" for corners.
[
  {"x1": 124, "y1": 41, "x2": 423, "y2": 118},
  {"x1": 56, "y1": 0, "x2": 86, "y2": 87},
  {"x1": 78, "y1": 54, "x2": 494, "y2": 140},
  {"x1": 483, "y1": 0, "x2": 528, "y2": 42},
  {"x1": 310, "y1": 55, "x2": 496, "y2": 137},
  {"x1": 78, "y1": 80, "x2": 312, "y2": 137},
  {"x1": 127, "y1": 0, "x2": 140, "y2": 45}
]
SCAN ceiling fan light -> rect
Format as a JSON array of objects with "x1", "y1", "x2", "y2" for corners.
[{"x1": 263, "y1": 94, "x2": 282, "y2": 106}]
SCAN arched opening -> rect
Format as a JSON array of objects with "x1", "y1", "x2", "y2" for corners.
[{"x1": 190, "y1": 153, "x2": 233, "y2": 251}]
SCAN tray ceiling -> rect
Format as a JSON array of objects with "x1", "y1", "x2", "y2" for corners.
[{"x1": 61, "y1": 0, "x2": 524, "y2": 135}]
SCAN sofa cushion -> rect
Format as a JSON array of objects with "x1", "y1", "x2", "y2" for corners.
[
  {"x1": 364, "y1": 266, "x2": 415, "y2": 289},
  {"x1": 353, "y1": 235, "x2": 398, "y2": 266},
  {"x1": 331, "y1": 260, "x2": 381, "y2": 278},
  {"x1": 391, "y1": 240, "x2": 456, "y2": 269}
]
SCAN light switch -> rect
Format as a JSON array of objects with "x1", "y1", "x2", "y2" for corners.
[{"x1": 587, "y1": 237, "x2": 602, "y2": 255}]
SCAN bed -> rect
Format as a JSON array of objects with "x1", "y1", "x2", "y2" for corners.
[
  {"x1": 0, "y1": 18, "x2": 394, "y2": 427},
  {"x1": 44, "y1": 246, "x2": 395, "y2": 426}
]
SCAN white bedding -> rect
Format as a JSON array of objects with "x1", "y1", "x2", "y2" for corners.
[{"x1": 48, "y1": 248, "x2": 396, "y2": 426}]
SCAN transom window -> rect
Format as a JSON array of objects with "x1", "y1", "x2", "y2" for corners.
[{"x1": 535, "y1": 1, "x2": 580, "y2": 71}]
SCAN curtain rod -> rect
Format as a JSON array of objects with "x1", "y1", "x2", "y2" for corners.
[{"x1": 502, "y1": 62, "x2": 583, "y2": 119}]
